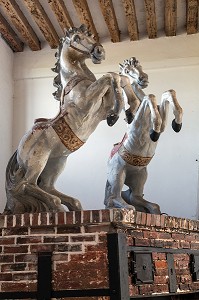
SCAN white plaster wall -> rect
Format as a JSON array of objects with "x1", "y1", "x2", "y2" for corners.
[
  {"x1": 12, "y1": 34, "x2": 199, "y2": 218},
  {"x1": 0, "y1": 37, "x2": 14, "y2": 212}
]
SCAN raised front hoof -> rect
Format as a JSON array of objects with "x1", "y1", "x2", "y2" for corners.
[
  {"x1": 172, "y1": 119, "x2": 182, "y2": 132},
  {"x1": 125, "y1": 108, "x2": 134, "y2": 124},
  {"x1": 150, "y1": 130, "x2": 160, "y2": 142},
  {"x1": 107, "y1": 113, "x2": 119, "y2": 126}
]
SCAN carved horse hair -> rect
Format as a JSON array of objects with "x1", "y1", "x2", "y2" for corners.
[
  {"x1": 4, "y1": 25, "x2": 125, "y2": 214},
  {"x1": 104, "y1": 57, "x2": 183, "y2": 213}
]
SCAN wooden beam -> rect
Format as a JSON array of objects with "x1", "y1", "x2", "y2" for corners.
[
  {"x1": 48, "y1": 0, "x2": 73, "y2": 33},
  {"x1": 186, "y1": 0, "x2": 198, "y2": 34},
  {"x1": 23, "y1": 0, "x2": 59, "y2": 48},
  {"x1": 144, "y1": 0, "x2": 157, "y2": 39},
  {"x1": 164, "y1": 0, "x2": 177, "y2": 36},
  {"x1": 72, "y1": 0, "x2": 99, "y2": 41},
  {"x1": 0, "y1": 12, "x2": 24, "y2": 51},
  {"x1": 98, "y1": 0, "x2": 120, "y2": 42},
  {"x1": 121, "y1": 0, "x2": 139, "y2": 41},
  {"x1": 0, "y1": 0, "x2": 40, "y2": 51}
]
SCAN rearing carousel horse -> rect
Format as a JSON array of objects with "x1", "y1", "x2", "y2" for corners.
[
  {"x1": 4, "y1": 25, "x2": 126, "y2": 214},
  {"x1": 104, "y1": 57, "x2": 183, "y2": 213}
]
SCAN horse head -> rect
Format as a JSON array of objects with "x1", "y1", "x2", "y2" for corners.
[
  {"x1": 119, "y1": 57, "x2": 149, "y2": 89},
  {"x1": 62, "y1": 24, "x2": 105, "y2": 64}
]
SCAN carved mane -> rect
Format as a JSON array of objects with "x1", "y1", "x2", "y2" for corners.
[{"x1": 51, "y1": 25, "x2": 93, "y2": 101}]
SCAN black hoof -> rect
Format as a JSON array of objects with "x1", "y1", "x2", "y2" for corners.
[
  {"x1": 150, "y1": 130, "x2": 160, "y2": 142},
  {"x1": 107, "y1": 114, "x2": 119, "y2": 126},
  {"x1": 172, "y1": 119, "x2": 182, "y2": 132},
  {"x1": 125, "y1": 108, "x2": 134, "y2": 124}
]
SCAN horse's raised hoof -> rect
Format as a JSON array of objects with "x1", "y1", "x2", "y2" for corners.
[
  {"x1": 172, "y1": 119, "x2": 182, "y2": 132},
  {"x1": 125, "y1": 108, "x2": 134, "y2": 124},
  {"x1": 150, "y1": 130, "x2": 160, "y2": 142},
  {"x1": 107, "y1": 113, "x2": 119, "y2": 126}
]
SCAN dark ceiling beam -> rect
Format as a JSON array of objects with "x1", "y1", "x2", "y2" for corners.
[
  {"x1": 165, "y1": 0, "x2": 177, "y2": 36},
  {"x1": 48, "y1": 0, "x2": 73, "y2": 33},
  {"x1": 72, "y1": 0, "x2": 99, "y2": 41},
  {"x1": 144, "y1": 0, "x2": 157, "y2": 39},
  {"x1": 98, "y1": 0, "x2": 120, "y2": 42},
  {"x1": 186, "y1": 0, "x2": 198, "y2": 34},
  {"x1": 121, "y1": 0, "x2": 139, "y2": 41},
  {"x1": 23, "y1": 0, "x2": 59, "y2": 48},
  {"x1": 0, "y1": 12, "x2": 23, "y2": 51},
  {"x1": 0, "y1": 0, "x2": 40, "y2": 51}
]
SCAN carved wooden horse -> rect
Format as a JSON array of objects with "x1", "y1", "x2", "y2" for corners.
[
  {"x1": 104, "y1": 58, "x2": 183, "y2": 213},
  {"x1": 5, "y1": 25, "x2": 125, "y2": 214}
]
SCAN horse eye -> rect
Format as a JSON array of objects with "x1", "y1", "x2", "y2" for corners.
[{"x1": 73, "y1": 35, "x2": 80, "y2": 43}]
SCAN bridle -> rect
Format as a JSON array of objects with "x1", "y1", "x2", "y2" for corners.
[{"x1": 69, "y1": 40, "x2": 103, "y2": 57}]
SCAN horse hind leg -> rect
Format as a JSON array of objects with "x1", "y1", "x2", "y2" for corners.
[{"x1": 38, "y1": 156, "x2": 83, "y2": 211}]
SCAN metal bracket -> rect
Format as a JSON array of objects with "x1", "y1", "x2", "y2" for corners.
[{"x1": 129, "y1": 251, "x2": 154, "y2": 284}]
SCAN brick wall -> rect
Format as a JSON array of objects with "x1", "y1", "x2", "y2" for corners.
[{"x1": 0, "y1": 209, "x2": 199, "y2": 299}]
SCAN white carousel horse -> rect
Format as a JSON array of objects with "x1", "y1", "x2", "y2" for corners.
[
  {"x1": 104, "y1": 57, "x2": 183, "y2": 213},
  {"x1": 4, "y1": 25, "x2": 127, "y2": 214}
]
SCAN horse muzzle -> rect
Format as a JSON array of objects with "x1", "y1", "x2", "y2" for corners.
[{"x1": 91, "y1": 44, "x2": 105, "y2": 64}]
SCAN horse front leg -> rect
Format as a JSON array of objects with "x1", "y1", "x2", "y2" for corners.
[
  {"x1": 159, "y1": 89, "x2": 183, "y2": 133},
  {"x1": 120, "y1": 74, "x2": 141, "y2": 124}
]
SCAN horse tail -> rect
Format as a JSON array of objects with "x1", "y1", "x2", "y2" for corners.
[{"x1": 4, "y1": 151, "x2": 24, "y2": 213}]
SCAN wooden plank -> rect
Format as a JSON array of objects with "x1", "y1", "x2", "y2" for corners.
[
  {"x1": 121, "y1": 0, "x2": 139, "y2": 41},
  {"x1": 0, "y1": 0, "x2": 40, "y2": 50},
  {"x1": 72, "y1": 0, "x2": 99, "y2": 41},
  {"x1": 48, "y1": 0, "x2": 73, "y2": 33},
  {"x1": 164, "y1": 0, "x2": 177, "y2": 36},
  {"x1": 186, "y1": 0, "x2": 198, "y2": 34},
  {"x1": 0, "y1": 12, "x2": 23, "y2": 52},
  {"x1": 23, "y1": 0, "x2": 59, "y2": 48},
  {"x1": 144, "y1": 0, "x2": 157, "y2": 39},
  {"x1": 98, "y1": 0, "x2": 120, "y2": 42}
]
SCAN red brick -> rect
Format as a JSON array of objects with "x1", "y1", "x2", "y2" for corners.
[
  {"x1": 153, "y1": 284, "x2": 169, "y2": 293},
  {"x1": 154, "y1": 275, "x2": 168, "y2": 284},
  {"x1": 157, "y1": 232, "x2": 171, "y2": 239},
  {"x1": 0, "y1": 237, "x2": 15, "y2": 245},
  {"x1": 56, "y1": 212, "x2": 66, "y2": 225},
  {"x1": 0, "y1": 254, "x2": 14, "y2": 263},
  {"x1": 74, "y1": 211, "x2": 82, "y2": 224},
  {"x1": 65, "y1": 211, "x2": 74, "y2": 224},
  {"x1": 141, "y1": 212, "x2": 147, "y2": 225},
  {"x1": 191, "y1": 242, "x2": 199, "y2": 250},
  {"x1": 138, "y1": 284, "x2": 153, "y2": 294},
  {"x1": 70, "y1": 235, "x2": 95, "y2": 242},
  {"x1": 15, "y1": 214, "x2": 23, "y2": 227},
  {"x1": 143, "y1": 231, "x2": 158, "y2": 239},
  {"x1": 160, "y1": 214, "x2": 165, "y2": 228},
  {"x1": 155, "y1": 215, "x2": 161, "y2": 227},
  {"x1": 32, "y1": 213, "x2": 40, "y2": 226},
  {"x1": 6, "y1": 215, "x2": 14, "y2": 227},
  {"x1": 154, "y1": 260, "x2": 167, "y2": 269},
  {"x1": 48, "y1": 212, "x2": 56, "y2": 225},
  {"x1": 0, "y1": 273, "x2": 12, "y2": 281},
  {"x1": 85, "y1": 224, "x2": 113, "y2": 233},
  {"x1": 146, "y1": 213, "x2": 152, "y2": 226},
  {"x1": 17, "y1": 236, "x2": 42, "y2": 244},
  {"x1": 91, "y1": 210, "x2": 100, "y2": 223},
  {"x1": 180, "y1": 241, "x2": 190, "y2": 248},
  {"x1": 101, "y1": 209, "x2": 111, "y2": 223},
  {"x1": 135, "y1": 211, "x2": 142, "y2": 224},
  {"x1": 0, "y1": 214, "x2": 6, "y2": 228},
  {"x1": 172, "y1": 233, "x2": 185, "y2": 240},
  {"x1": 56, "y1": 244, "x2": 82, "y2": 252},
  {"x1": 152, "y1": 252, "x2": 166, "y2": 260},
  {"x1": 30, "y1": 226, "x2": 55, "y2": 235},
  {"x1": 13, "y1": 272, "x2": 37, "y2": 281},
  {"x1": 1, "y1": 263, "x2": 27, "y2": 272},
  {"x1": 4, "y1": 227, "x2": 28, "y2": 236},
  {"x1": 40, "y1": 212, "x2": 48, "y2": 225},
  {"x1": 52, "y1": 253, "x2": 69, "y2": 262},
  {"x1": 30, "y1": 244, "x2": 55, "y2": 252},
  {"x1": 57, "y1": 226, "x2": 81, "y2": 234},
  {"x1": 1, "y1": 282, "x2": 37, "y2": 292},
  {"x1": 134, "y1": 238, "x2": 150, "y2": 247},
  {"x1": 15, "y1": 254, "x2": 37, "y2": 262},
  {"x1": 23, "y1": 213, "x2": 31, "y2": 226},
  {"x1": 44, "y1": 236, "x2": 69, "y2": 243},
  {"x1": 4, "y1": 245, "x2": 29, "y2": 254},
  {"x1": 82, "y1": 210, "x2": 91, "y2": 223}
]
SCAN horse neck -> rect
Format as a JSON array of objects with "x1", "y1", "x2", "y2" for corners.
[
  {"x1": 131, "y1": 82, "x2": 146, "y2": 102},
  {"x1": 60, "y1": 46, "x2": 95, "y2": 83}
]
